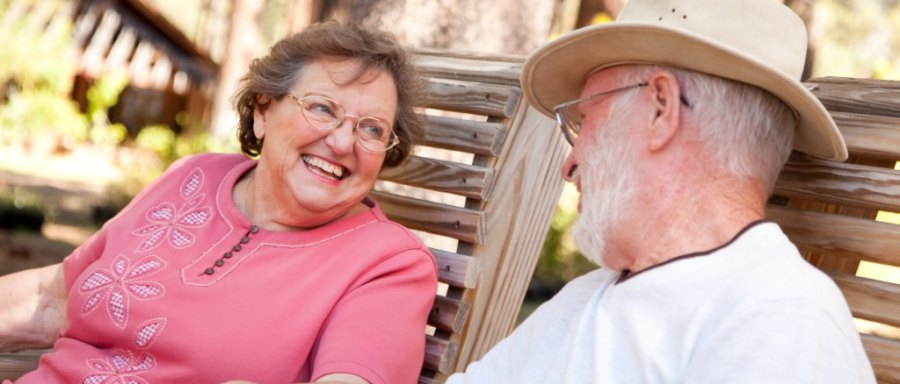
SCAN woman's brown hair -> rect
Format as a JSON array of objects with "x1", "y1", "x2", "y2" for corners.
[{"x1": 233, "y1": 21, "x2": 424, "y2": 167}]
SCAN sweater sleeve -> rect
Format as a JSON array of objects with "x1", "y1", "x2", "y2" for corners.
[
  {"x1": 310, "y1": 247, "x2": 437, "y2": 384},
  {"x1": 62, "y1": 154, "x2": 202, "y2": 292}
]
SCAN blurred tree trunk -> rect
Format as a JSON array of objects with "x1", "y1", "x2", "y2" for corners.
[
  {"x1": 784, "y1": 0, "x2": 817, "y2": 81},
  {"x1": 209, "y1": 0, "x2": 266, "y2": 139},
  {"x1": 285, "y1": 0, "x2": 325, "y2": 33},
  {"x1": 333, "y1": 0, "x2": 556, "y2": 55}
]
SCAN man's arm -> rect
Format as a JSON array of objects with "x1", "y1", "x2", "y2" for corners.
[{"x1": 0, "y1": 263, "x2": 68, "y2": 351}]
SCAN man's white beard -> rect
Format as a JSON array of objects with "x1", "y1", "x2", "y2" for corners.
[{"x1": 571, "y1": 112, "x2": 637, "y2": 270}]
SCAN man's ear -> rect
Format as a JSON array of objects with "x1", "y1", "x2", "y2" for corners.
[
  {"x1": 646, "y1": 71, "x2": 684, "y2": 152},
  {"x1": 253, "y1": 95, "x2": 271, "y2": 140}
]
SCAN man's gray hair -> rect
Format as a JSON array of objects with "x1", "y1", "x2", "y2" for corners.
[{"x1": 610, "y1": 65, "x2": 796, "y2": 194}]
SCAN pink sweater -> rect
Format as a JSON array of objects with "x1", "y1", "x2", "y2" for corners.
[{"x1": 16, "y1": 153, "x2": 437, "y2": 384}]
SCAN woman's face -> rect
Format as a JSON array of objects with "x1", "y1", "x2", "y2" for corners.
[{"x1": 252, "y1": 58, "x2": 397, "y2": 227}]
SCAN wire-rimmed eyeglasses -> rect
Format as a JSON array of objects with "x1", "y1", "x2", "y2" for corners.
[
  {"x1": 287, "y1": 94, "x2": 399, "y2": 152},
  {"x1": 553, "y1": 81, "x2": 692, "y2": 146}
]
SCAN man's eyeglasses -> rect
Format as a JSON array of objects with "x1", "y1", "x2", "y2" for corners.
[
  {"x1": 553, "y1": 81, "x2": 692, "y2": 146},
  {"x1": 286, "y1": 94, "x2": 399, "y2": 152}
]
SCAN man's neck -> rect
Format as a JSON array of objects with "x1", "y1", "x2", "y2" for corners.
[{"x1": 621, "y1": 175, "x2": 767, "y2": 273}]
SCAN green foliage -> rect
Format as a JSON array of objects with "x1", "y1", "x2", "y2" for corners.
[
  {"x1": 85, "y1": 73, "x2": 130, "y2": 150},
  {"x1": 0, "y1": 0, "x2": 86, "y2": 146},
  {"x1": 816, "y1": 0, "x2": 900, "y2": 79},
  {"x1": 0, "y1": 89, "x2": 88, "y2": 144},
  {"x1": 89, "y1": 122, "x2": 128, "y2": 149},
  {"x1": 136, "y1": 124, "x2": 177, "y2": 163},
  {"x1": 0, "y1": 1, "x2": 75, "y2": 94},
  {"x1": 86, "y1": 72, "x2": 129, "y2": 120}
]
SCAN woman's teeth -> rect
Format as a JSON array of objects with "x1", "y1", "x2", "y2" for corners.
[{"x1": 302, "y1": 155, "x2": 345, "y2": 179}]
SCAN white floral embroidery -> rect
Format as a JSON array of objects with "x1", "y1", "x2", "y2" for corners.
[
  {"x1": 82, "y1": 349, "x2": 155, "y2": 384},
  {"x1": 78, "y1": 254, "x2": 166, "y2": 328},
  {"x1": 132, "y1": 168, "x2": 212, "y2": 252},
  {"x1": 133, "y1": 318, "x2": 166, "y2": 349}
]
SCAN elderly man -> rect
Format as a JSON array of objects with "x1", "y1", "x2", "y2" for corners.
[{"x1": 446, "y1": 0, "x2": 876, "y2": 383}]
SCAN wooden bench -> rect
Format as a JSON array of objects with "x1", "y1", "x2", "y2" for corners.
[
  {"x1": 373, "y1": 49, "x2": 568, "y2": 382},
  {"x1": 769, "y1": 77, "x2": 900, "y2": 383}
]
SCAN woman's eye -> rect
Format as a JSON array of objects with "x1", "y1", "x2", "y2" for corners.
[
  {"x1": 359, "y1": 121, "x2": 387, "y2": 139},
  {"x1": 307, "y1": 103, "x2": 334, "y2": 116}
]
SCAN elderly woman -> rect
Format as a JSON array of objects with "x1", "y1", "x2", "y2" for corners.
[{"x1": 0, "y1": 21, "x2": 437, "y2": 384}]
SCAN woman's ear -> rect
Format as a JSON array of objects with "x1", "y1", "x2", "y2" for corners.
[
  {"x1": 253, "y1": 95, "x2": 271, "y2": 140},
  {"x1": 646, "y1": 71, "x2": 683, "y2": 152}
]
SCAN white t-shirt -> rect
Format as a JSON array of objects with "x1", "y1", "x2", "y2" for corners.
[{"x1": 447, "y1": 222, "x2": 875, "y2": 384}]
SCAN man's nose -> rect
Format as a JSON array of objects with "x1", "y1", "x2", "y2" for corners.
[{"x1": 560, "y1": 152, "x2": 579, "y2": 182}]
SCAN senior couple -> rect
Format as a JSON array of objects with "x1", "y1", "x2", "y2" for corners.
[{"x1": 0, "y1": 0, "x2": 876, "y2": 383}]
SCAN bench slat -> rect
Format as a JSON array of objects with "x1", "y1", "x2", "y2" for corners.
[
  {"x1": 432, "y1": 248, "x2": 479, "y2": 289},
  {"x1": 421, "y1": 115, "x2": 508, "y2": 157},
  {"x1": 418, "y1": 375, "x2": 437, "y2": 384},
  {"x1": 424, "y1": 335, "x2": 457, "y2": 374},
  {"x1": 429, "y1": 295, "x2": 471, "y2": 334},
  {"x1": 371, "y1": 191, "x2": 485, "y2": 244},
  {"x1": 833, "y1": 111, "x2": 900, "y2": 160},
  {"x1": 808, "y1": 77, "x2": 900, "y2": 119},
  {"x1": 379, "y1": 156, "x2": 495, "y2": 200},
  {"x1": 0, "y1": 350, "x2": 41, "y2": 380},
  {"x1": 425, "y1": 79, "x2": 521, "y2": 118},
  {"x1": 414, "y1": 52, "x2": 523, "y2": 86},
  {"x1": 827, "y1": 272, "x2": 900, "y2": 329},
  {"x1": 861, "y1": 334, "x2": 900, "y2": 384},
  {"x1": 767, "y1": 205, "x2": 900, "y2": 267},
  {"x1": 775, "y1": 158, "x2": 900, "y2": 213}
]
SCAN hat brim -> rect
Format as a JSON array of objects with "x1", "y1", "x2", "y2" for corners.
[{"x1": 521, "y1": 23, "x2": 848, "y2": 161}]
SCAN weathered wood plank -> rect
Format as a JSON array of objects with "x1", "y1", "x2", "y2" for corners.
[
  {"x1": 379, "y1": 156, "x2": 495, "y2": 200},
  {"x1": 424, "y1": 78, "x2": 521, "y2": 118},
  {"x1": 414, "y1": 52, "x2": 524, "y2": 86},
  {"x1": 421, "y1": 115, "x2": 508, "y2": 157},
  {"x1": 861, "y1": 334, "x2": 900, "y2": 384},
  {"x1": 774, "y1": 157, "x2": 900, "y2": 213},
  {"x1": 80, "y1": 8, "x2": 122, "y2": 76},
  {"x1": 415, "y1": 48, "x2": 527, "y2": 64},
  {"x1": 424, "y1": 335, "x2": 457, "y2": 374},
  {"x1": 450, "y1": 102, "x2": 568, "y2": 372},
  {"x1": 833, "y1": 111, "x2": 900, "y2": 160},
  {"x1": 807, "y1": 77, "x2": 900, "y2": 119},
  {"x1": 827, "y1": 272, "x2": 900, "y2": 329},
  {"x1": 432, "y1": 248, "x2": 479, "y2": 289},
  {"x1": 371, "y1": 191, "x2": 485, "y2": 244},
  {"x1": 0, "y1": 350, "x2": 42, "y2": 380},
  {"x1": 767, "y1": 205, "x2": 900, "y2": 267},
  {"x1": 71, "y1": 2, "x2": 102, "y2": 48},
  {"x1": 429, "y1": 295, "x2": 471, "y2": 334}
]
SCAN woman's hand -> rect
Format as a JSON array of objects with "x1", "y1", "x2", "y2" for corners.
[{"x1": 0, "y1": 263, "x2": 68, "y2": 352}]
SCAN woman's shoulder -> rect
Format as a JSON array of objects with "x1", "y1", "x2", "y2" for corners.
[{"x1": 168, "y1": 152, "x2": 249, "y2": 172}]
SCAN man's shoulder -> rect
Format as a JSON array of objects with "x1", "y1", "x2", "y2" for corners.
[{"x1": 546, "y1": 268, "x2": 619, "y2": 303}]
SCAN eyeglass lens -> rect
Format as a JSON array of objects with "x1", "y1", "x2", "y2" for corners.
[{"x1": 294, "y1": 95, "x2": 396, "y2": 152}]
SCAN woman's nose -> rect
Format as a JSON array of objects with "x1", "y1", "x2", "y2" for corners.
[{"x1": 325, "y1": 118, "x2": 357, "y2": 154}]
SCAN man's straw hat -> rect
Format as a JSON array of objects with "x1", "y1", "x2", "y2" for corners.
[{"x1": 521, "y1": 0, "x2": 847, "y2": 161}]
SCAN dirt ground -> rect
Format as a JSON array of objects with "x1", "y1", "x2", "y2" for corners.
[
  {"x1": 0, "y1": 170, "x2": 104, "y2": 276},
  {"x1": 0, "y1": 229, "x2": 77, "y2": 276}
]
